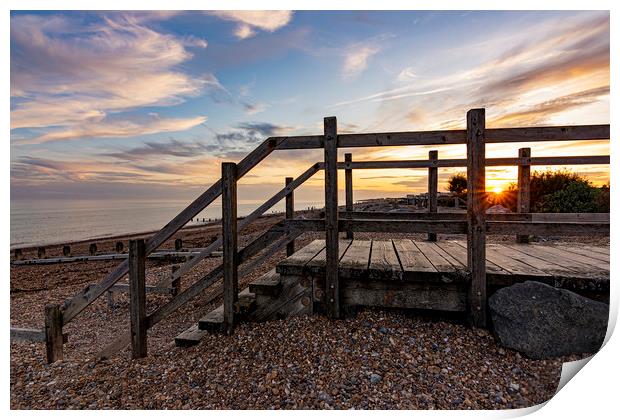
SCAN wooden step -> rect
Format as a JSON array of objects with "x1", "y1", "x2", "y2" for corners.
[
  {"x1": 197, "y1": 288, "x2": 255, "y2": 332},
  {"x1": 198, "y1": 306, "x2": 224, "y2": 332},
  {"x1": 174, "y1": 324, "x2": 209, "y2": 347},
  {"x1": 249, "y1": 269, "x2": 282, "y2": 296}
]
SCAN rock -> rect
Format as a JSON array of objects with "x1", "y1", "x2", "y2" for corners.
[
  {"x1": 378, "y1": 326, "x2": 388, "y2": 334},
  {"x1": 508, "y1": 383, "x2": 520, "y2": 394},
  {"x1": 370, "y1": 374, "x2": 382, "y2": 384},
  {"x1": 489, "y1": 281, "x2": 608, "y2": 359}
]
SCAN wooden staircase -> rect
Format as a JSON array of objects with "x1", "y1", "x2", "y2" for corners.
[{"x1": 174, "y1": 268, "x2": 312, "y2": 347}]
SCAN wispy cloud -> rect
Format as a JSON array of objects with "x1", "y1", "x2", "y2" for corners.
[
  {"x1": 22, "y1": 115, "x2": 208, "y2": 144},
  {"x1": 342, "y1": 44, "x2": 379, "y2": 79},
  {"x1": 208, "y1": 11, "x2": 293, "y2": 39},
  {"x1": 11, "y1": 13, "x2": 208, "y2": 141}
]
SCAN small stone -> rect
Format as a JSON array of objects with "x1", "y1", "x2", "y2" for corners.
[
  {"x1": 370, "y1": 374, "x2": 382, "y2": 384},
  {"x1": 378, "y1": 326, "x2": 388, "y2": 334}
]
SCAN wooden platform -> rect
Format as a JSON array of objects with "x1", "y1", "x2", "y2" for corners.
[{"x1": 276, "y1": 239, "x2": 610, "y2": 311}]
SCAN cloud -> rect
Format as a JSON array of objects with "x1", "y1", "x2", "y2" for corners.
[
  {"x1": 208, "y1": 11, "x2": 293, "y2": 39},
  {"x1": 11, "y1": 13, "x2": 208, "y2": 141},
  {"x1": 397, "y1": 67, "x2": 418, "y2": 82},
  {"x1": 342, "y1": 44, "x2": 379, "y2": 79},
  {"x1": 22, "y1": 115, "x2": 208, "y2": 144},
  {"x1": 489, "y1": 85, "x2": 609, "y2": 126},
  {"x1": 102, "y1": 138, "x2": 217, "y2": 161}
]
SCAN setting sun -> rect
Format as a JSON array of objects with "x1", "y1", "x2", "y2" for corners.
[{"x1": 492, "y1": 186, "x2": 503, "y2": 194}]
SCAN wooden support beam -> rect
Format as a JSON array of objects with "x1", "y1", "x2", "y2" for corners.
[
  {"x1": 89, "y1": 243, "x2": 97, "y2": 255},
  {"x1": 466, "y1": 108, "x2": 487, "y2": 328},
  {"x1": 129, "y1": 239, "x2": 147, "y2": 359},
  {"x1": 517, "y1": 148, "x2": 531, "y2": 243},
  {"x1": 222, "y1": 162, "x2": 239, "y2": 335},
  {"x1": 324, "y1": 116, "x2": 340, "y2": 319},
  {"x1": 345, "y1": 153, "x2": 354, "y2": 240},
  {"x1": 428, "y1": 150, "x2": 438, "y2": 241},
  {"x1": 44, "y1": 304, "x2": 63, "y2": 363},
  {"x1": 285, "y1": 177, "x2": 295, "y2": 256}
]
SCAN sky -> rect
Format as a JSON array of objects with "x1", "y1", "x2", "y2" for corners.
[{"x1": 10, "y1": 10, "x2": 610, "y2": 204}]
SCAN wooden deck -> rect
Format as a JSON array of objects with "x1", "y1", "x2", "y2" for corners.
[{"x1": 276, "y1": 239, "x2": 609, "y2": 312}]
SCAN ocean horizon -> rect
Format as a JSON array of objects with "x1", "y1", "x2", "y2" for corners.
[{"x1": 10, "y1": 198, "x2": 324, "y2": 248}]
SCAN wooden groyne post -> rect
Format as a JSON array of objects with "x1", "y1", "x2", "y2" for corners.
[
  {"x1": 44, "y1": 304, "x2": 63, "y2": 362},
  {"x1": 222, "y1": 162, "x2": 239, "y2": 335},
  {"x1": 324, "y1": 116, "x2": 340, "y2": 319},
  {"x1": 466, "y1": 109, "x2": 487, "y2": 328}
]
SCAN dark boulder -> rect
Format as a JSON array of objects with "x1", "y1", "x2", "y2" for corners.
[{"x1": 489, "y1": 281, "x2": 608, "y2": 359}]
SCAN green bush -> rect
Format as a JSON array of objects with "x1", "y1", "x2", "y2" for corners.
[{"x1": 506, "y1": 169, "x2": 608, "y2": 213}]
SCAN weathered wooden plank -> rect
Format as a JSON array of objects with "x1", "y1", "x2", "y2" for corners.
[
  {"x1": 11, "y1": 327, "x2": 45, "y2": 342},
  {"x1": 249, "y1": 269, "x2": 282, "y2": 296},
  {"x1": 441, "y1": 241, "x2": 509, "y2": 276},
  {"x1": 466, "y1": 108, "x2": 487, "y2": 327},
  {"x1": 222, "y1": 162, "x2": 238, "y2": 336},
  {"x1": 342, "y1": 280, "x2": 467, "y2": 312},
  {"x1": 553, "y1": 244, "x2": 610, "y2": 262},
  {"x1": 528, "y1": 245, "x2": 610, "y2": 272},
  {"x1": 414, "y1": 241, "x2": 458, "y2": 273},
  {"x1": 277, "y1": 240, "x2": 326, "y2": 275},
  {"x1": 324, "y1": 116, "x2": 340, "y2": 319},
  {"x1": 489, "y1": 243, "x2": 572, "y2": 276},
  {"x1": 336, "y1": 155, "x2": 609, "y2": 170},
  {"x1": 483, "y1": 244, "x2": 550, "y2": 277},
  {"x1": 341, "y1": 219, "x2": 468, "y2": 234},
  {"x1": 517, "y1": 147, "x2": 531, "y2": 243},
  {"x1": 428, "y1": 150, "x2": 438, "y2": 241},
  {"x1": 274, "y1": 125, "x2": 609, "y2": 150},
  {"x1": 422, "y1": 241, "x2": 467, "y2": 271},
  {"x1": 339, "y1": 240, "x2": 372, "y2": 279},
  {"x1": 44, "y1": 304, "x2": 63, "y2": 363},
  {"x1": 486, "y1": 221, "x2": 610, "y2": 236},
  {"x1": 368, "y1": 240, "x2": 402, "y2": 280},
  {"x1": 285, "y1": 177, "x2": 295, "y2": 256},
  {"x1": 345, "y1": 153, "x2": 353, "y2": 240},
  {"x1": 129, "y1": 239, "x2": 147, "y2": 359},
  {"x1": 305, "y1": 240, "x2": 352, "y2": 275},
  {"x1": 392, "y1": 239, "x2": 436, "y2": 274},
  {"x1": 504, "y1": 244, "x2": 608, "y2": 278},
  {"x1": 174, "y1": 324, "x2": 208, "y2": 347},
  {"x1": 486, "y1": 125, "x2": 610, "y2": 143}
]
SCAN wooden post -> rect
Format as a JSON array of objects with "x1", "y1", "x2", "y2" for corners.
[
  {"x1": 89, "y1": 243, "x2": 97, "y2": 255},
  {"x1": 129, "y1": 239, "x2": 147, "y2": 358},
  {"x1": 517, "y1": 148, "x2": 531, "y2": 243},
  {"x1": 345, "y1": 153, "x2": 354, "y2": 240},
  {"x1": 14, "y1": 249, "x2": 23, "y2": 260},
  {"x1": 428, "y1": 150, "x2": 438, "y2": 241},
  {"x1": 37, "y1": 247, "x2": 46, "y2": 259},
  {"x1": 466, "y1": 108, "x2": 487, "y2": 328},
  {"x1": 285, "y1": 177, "x2": 295, "y2": 256},
  {"x1": 222, "y1": 162, "x2": 239, "y2": 335},
  {"x1": 174, "y1": 238, "x2": 183, "y2": 251},
  {"x1": 324, "y1": 116, "x2": 340, "y2": 319},
  {"x1": 62, "y1": 245, "x2": 71, "y2": 257},
  {"x1": 115, "y1": 241, "x2": 124, "y2": 253},
  {"x1": 44, "y1": 304, "x2": 63, "y2": 363}
]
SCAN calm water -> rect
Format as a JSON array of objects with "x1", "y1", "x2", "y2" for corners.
[{"x1": 10, "y1": 198, "x2": 323, "y2": 248}]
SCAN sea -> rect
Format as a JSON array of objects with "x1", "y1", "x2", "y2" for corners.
[{"x1": 10, "y1": 198, "x2": 324, "y2": 249}]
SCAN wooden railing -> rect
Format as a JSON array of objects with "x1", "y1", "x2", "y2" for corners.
[{"x1": 23, "y1": 108, "x2": 608, "y2": 362}]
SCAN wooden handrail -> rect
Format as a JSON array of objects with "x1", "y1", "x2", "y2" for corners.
[{"x1": 274, "y1": 124, "x2": 609, "y2": 150}]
